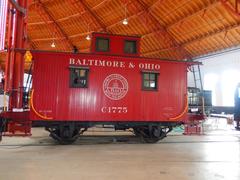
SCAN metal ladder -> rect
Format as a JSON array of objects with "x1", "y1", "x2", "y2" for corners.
[
  {"x1": 191, "y1": 64, "x2": 205, "y2": 113},
  {"x1": 192, "y1": 64, "x2": 203, "y2": 91},
  {"x1": 184, "y1": 64, "x2": 205, "y2": 135}
]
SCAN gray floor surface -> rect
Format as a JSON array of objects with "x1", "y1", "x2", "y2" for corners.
[{"x1": 0, "y1": 122, "x2": 240, "y2": 180}]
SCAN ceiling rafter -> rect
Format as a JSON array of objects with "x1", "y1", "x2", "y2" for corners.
[
  {"x1": 31, "y1": 31, "x2": 91, "y2": 42},
  {"x1": 183, "y1": 22, "x2": 240, "y2": 46},
  {"x1": 143, "y1": 1, "x2": 220, "y2": 39},
  {"x1": 31, "y1": 37, "x2": 66, "y2": 42},
  {"x1": 28, "y1": 12, "x2": 83, "y2": 26},
  {"x1": 106, "y1": 8, "x2": 147, "y2": 30},
  {"x1": 8, "y1": 0, "x2": 240, "y2": 61},
  {"x1": 35, "y1": 0, "x2": 75, "y2": 50},
  {"x1": 91, "y1": 0, "x2": 109, "y2": 10},
  {"x1": 148, "y1": 0, "x2": 164, "y2": 10},
  {"x1": 133, "y1": 0, "x2": 192, "y2": 59},
  {"x1": 167, "y1": 0, "x2": 221, "y2": 30},
  {"x1": 106, "y1": 0, "x2": 220, "y2": 38},
  {"x1": 107, "y1": 0, "x2": 162, "y2": 31},
  {"x1": 76, "y1": 0, "x2": 107, "y2": 32},
  {"x1": 143, "y1": 21, "x2": 240, "y2": 56},
  {"x1": 29, "y1": 0, "x2": 109, "y2": 28},
  {"x1": 142, "y1": 46, "x2": 180, "y2": 56},
  {"x1": 221, "y1": 0, "x2": 240, "y2": 17}
]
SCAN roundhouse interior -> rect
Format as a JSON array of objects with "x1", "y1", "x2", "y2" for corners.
[{"x1": 0, "y1": 0, "x2": 240, "y2": 180}]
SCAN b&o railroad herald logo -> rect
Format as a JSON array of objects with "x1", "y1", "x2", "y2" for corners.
[{"x1": 103, "y1": 74, "x2": 128, "y2": 100}]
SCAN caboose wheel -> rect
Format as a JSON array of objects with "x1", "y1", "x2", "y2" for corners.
[
  {"x1": 46, "y1": 124, "x2": 81, "y2": 145},
  {"x1": 133, "y1": 126, "x2": 167, "y2": 143},
  {"x1": 49, "y1": 128, "x2": 80, "y2": 145}
]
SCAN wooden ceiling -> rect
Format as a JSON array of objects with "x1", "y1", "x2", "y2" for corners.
[{"x1": 1, "y1": 0, "x2": 240, "y2": 68}]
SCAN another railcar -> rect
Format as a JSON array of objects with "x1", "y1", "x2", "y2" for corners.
[{"x1": 0, "y1": 33, "x2": 204, "y2": 144}]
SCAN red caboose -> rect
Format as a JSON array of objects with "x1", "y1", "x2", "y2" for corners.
[{"x1": 0, "y1": 33, "x2": 204, "y2": 144}]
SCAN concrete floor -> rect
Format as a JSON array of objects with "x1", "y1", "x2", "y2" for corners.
[{"x1": 0, "y1": 122, "x2": 240, "y2": 180}]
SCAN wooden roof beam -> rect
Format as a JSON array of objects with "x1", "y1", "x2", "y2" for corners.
[
  {"x1": 221, "y1": 0, "x2": 240, "y2": 17},
  {"x1": 107, "y1": 0, "x2": 162, "y2": 30},
  {"x1": 134, "y1": 0, "x2": 192, "y2": 60},
  {"x1": 31, "y1": 37, "x2": 66, "y2": 42},
  {"x1": 167, "y1": 0, "x2": 221, "y2": 30},
  {"x1": 91, "y1": 0, "x2": 109, "y2": 10},
  {"x1": 182, "y1": 22, "x2": 240, "y2": 46},
  {"x1": 31, "y1": 31, "x2": 90, "y2": 41},
  {"x1": 142, "y1": 46, "x2": 180, "y2": 56},
  {"x1": 29, "y1": 1, "x2": 109, "y2": 27},
  {"x1": 143, "y1": 21, "x2": 240, "y2": 56},
  {"x1": 35, "y1": 0, "x2": 75, "y2": 50},
  {"x1": 28, "y1": 12, "x2": 84, "y2": 26},
  {"x1": 28, "y1": 21, "x2": 53, "y2": 26},
  {"x1": 143, "y1": 1, "x2": 220, "y2": 38},
  {"x1": 77, "y1": 0, "x2": 107, "y2": 32},
  {"x1": 149, "y1": 0, "x2": 164, "y2": 10}
]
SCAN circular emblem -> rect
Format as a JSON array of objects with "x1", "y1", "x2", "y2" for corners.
[{"x1": 103, "y1": 74, "x2": 128, "y2": 100}]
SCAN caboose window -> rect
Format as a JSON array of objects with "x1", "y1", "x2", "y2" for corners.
[
  {"x1": 70, "y1": 68, "x2": 89, "y2": 88},
  {"x1": 142, "y1": 72, "x2": 158, "y2": 90},
  {"x1": 96, "y1": 38, "x2": 109, "y2": 52},
  {"x1": 124, "y1": 40, "x2": 137, "y2": 54}
]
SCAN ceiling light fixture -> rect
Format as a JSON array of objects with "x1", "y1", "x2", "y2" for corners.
[
  {"x1": 123, "y1": 18, "x2": 128, "y2": 25},
  {"x1": 51, "y1": 41, "x2": 55, "y2": 48},
  {"x1": 86, "y1": 24, "x2": 91, "y2": 41},
  {"x1": 122, "y1": 5, "x2": 128, "y2": 25},
  {"x1": 86, "y1": 34, "x2": 91, "y2": 41}
]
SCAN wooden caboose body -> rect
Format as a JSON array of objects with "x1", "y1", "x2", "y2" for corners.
[
  {"x1": 31, "y1": 51, "x2": 188, "y2": 122},
  {"x1": 0, "y1": 33, "x2": 204, "y2": 144}
]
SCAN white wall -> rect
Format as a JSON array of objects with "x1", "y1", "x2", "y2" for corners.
[{"x1": 188, "y1": 49, "x2": 240, "y2": 106}]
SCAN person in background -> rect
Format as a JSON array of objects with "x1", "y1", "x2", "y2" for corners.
[
  {"x1": 234, "y1": 83, "x2": 240, "y2": 130},
  {"x1": 73, "y1": 46, "x2": 78, "y2": 53}
]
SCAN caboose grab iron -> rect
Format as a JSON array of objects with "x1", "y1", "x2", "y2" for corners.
[{"x1": 0, "y1": 33, "x2": 205, "y2": 144}]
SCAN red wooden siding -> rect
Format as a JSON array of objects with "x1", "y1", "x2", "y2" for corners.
[{"x1": 30, "y1": 51, "x2": 188, "y2": 122}]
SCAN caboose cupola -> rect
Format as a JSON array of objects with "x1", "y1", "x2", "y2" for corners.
[{"x1": 91, "y1": 33, "x2": 140, "y2": 57}]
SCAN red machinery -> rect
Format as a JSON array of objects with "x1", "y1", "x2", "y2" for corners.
[{"x1": 0, "y1": 1, "x2": 205, "y2": 144}]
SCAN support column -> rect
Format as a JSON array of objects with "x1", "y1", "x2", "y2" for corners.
[{"x1": 5, "y1": 0, "x2": 30, "y2": 109}]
